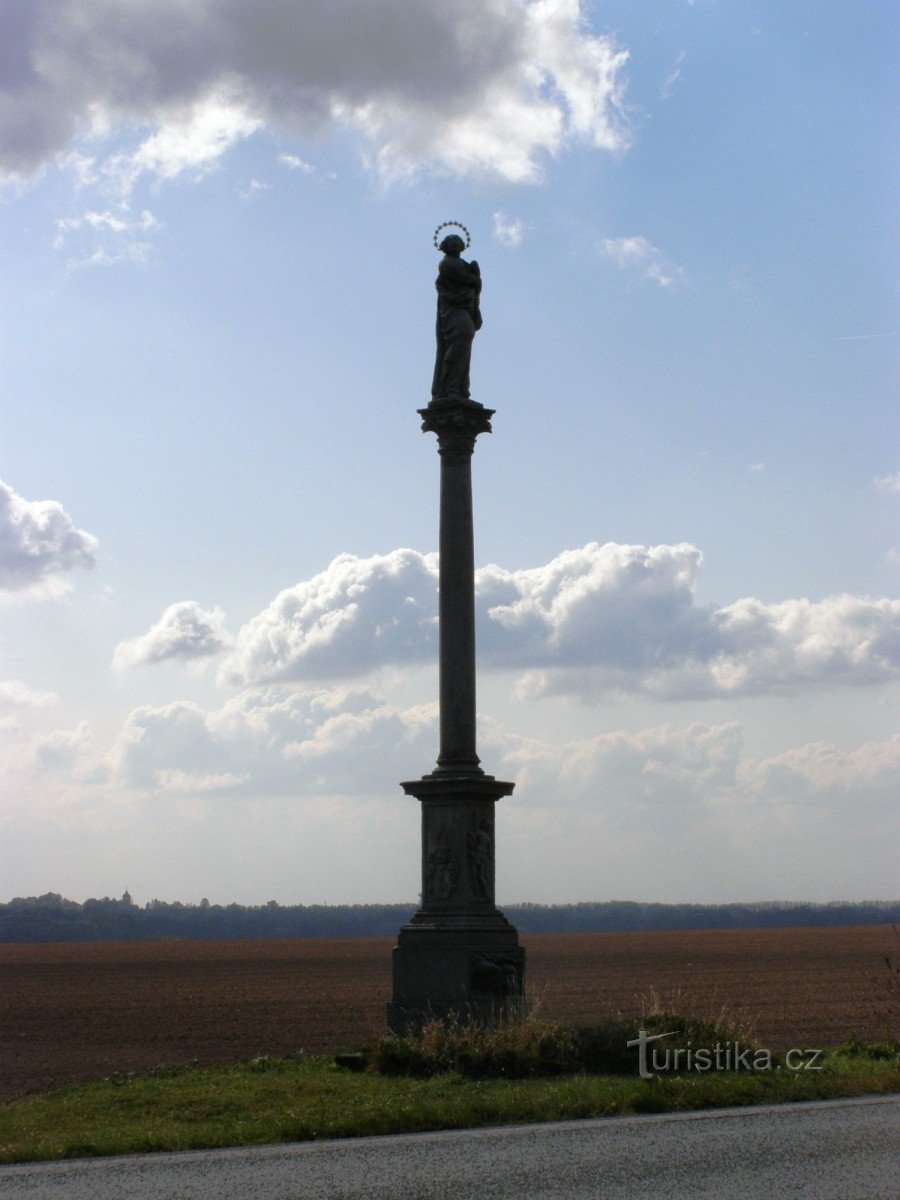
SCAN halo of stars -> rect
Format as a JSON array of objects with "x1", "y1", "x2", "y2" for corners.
[{"x1": 433, "y1": 221, "x2": 472, "y2": 250}]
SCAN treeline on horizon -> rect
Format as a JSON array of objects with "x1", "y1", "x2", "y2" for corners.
[{"x1": 1, "y1": 893, "x2": 897, "y2": 944}]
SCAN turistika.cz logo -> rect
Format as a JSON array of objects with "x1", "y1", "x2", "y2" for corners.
[{"x1": 625, "y1": 1029, "x2": 825, "y2": 1080}]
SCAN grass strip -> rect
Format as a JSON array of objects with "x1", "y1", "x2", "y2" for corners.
[{"x1": 0, "y1": 1052, "x2": 897, "y2": 1164}]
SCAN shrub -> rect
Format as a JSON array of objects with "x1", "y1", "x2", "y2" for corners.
[
  {"x1": 372, "y1": 1015, "x2": 575, "y2": 1078},
  {"x1": 371, "y1": 1006, "x2": 760, "y2": 1079},
  {"x1": 833, "y1": 1033, "x2": 899, "y2": 1062}
]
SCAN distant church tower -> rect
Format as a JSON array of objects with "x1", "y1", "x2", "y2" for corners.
[{"x1": 121, "y1": 889, "x2": 133, "y2": 907}]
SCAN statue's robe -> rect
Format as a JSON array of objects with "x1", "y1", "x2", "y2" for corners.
[{"x1": 432, "y1": 254, "x2": 482, "y2": 400}]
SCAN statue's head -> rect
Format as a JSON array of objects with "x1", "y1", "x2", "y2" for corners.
[{"x1": 439, "y1": 233, "x2": 465, "y2": 256}]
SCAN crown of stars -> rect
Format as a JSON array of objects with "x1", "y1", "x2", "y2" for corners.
[{"x1": 433, "y1": 222, "x2": 471, "y2": 250}]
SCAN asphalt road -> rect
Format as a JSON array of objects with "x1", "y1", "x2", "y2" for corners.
[{"x1": 1, "y1": 1095, "x2": 897, "y2": 1200}]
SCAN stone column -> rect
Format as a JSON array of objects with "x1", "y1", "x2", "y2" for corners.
[
  {"x1": 434, "y1": 402, "x2": 481, "y2": 774},
  {"x1": 388, "y1": 398, "x2": 524, "y2": 1033}
]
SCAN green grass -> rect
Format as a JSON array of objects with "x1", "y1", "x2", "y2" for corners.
[{"x1": 1, "y1": 1045, "x2": 897, "y2": 1164}]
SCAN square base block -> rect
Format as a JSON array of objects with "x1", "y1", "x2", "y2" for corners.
[{"x1": 387, "y1": 924, "x2": 525, "y2": 1034}]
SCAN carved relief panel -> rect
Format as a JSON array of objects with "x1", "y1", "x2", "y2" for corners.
[
  {"x1": 424, "y1": 822, "x2": 460, "y2": 903},
  {"x1": 466, "y1": 816, "x2": 493, "y2": 901}
]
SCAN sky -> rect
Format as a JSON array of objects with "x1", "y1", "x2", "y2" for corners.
[{"x1": 1, "y1": 0, "x2": 897, "y2": 908}]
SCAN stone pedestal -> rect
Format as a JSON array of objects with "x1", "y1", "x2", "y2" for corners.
[{"x1": 388, "y1": 399, "x2": 524, "y2": 1033}]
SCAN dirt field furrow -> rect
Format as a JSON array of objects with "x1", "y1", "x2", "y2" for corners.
[{"x1": 1, "y1": 925, "x2": 895, "y2": 1100}]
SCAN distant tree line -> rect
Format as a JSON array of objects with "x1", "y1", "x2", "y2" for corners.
[{"x1": 1, "y1": 892, "x2": 897, "y2": 944}]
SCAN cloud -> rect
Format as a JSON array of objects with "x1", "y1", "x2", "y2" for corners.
[
  {"x1": 278, "y1": 153, "x2": 314, "y2": 173},
  {"x1": 744, "y1": 734, "x2": 900, "y2": 808},
  {"x1": 524, "y1": 588, "x2": 900, "y2": 701},
  {"x1": 874, "y1": 472, "x2": 900, "y2": 496},
  {"x1": 109, "y1": 684, "x2": 436, "y2": 797},
  {"x1": 477, "y1": 542, "x2": 714, "y2": 673},
  {"x1": 53, "y1": 207, "x2": 159, "y2": 265},
  {"x1": 221, "y1": 548, "x2": 439, "y2": 686},
  {"x1": 493, "y1": 719, "x2": 745, "y2": 811},
  {"x1": 497, "y1": 723, "x2": 899, "y2": 900},
  {"x1": 31, "y1": 721, "x2": 94, "y2": 773},
  {"x1": 129, "y1": 87, "x2": 262, "y2": 182},
  {"x1": 10, "y1": 681, "x2": 896, "y2": 900},
  {"x1": 236, "y1": 177, "x2": 271, "y2": 200},
  {"x1": 1, "y1": 0, "x2": 630, "y2": 187},
  {"x1": 119, "y1": 696, "x2": 744, "y2": 805},
  {"x1": 0, "y1": 680, "x2": 57, "y2": 732},
  {"x1": 0, "y1": 680, "x2": 57, "y2": 711},
  {"x1": 34, "y1": 679, "x2": 899, "y2": 826},
  {"x1": 113, "y1": 601, "x2": 232, "y2": 671},
  {"x1": 493, "y1": 211, "x2": 525, "y2": 247},
  {"x1": 219, "y1": 542, "x2": 900, "y2": 700},
  {"x1": 601, "y1": 235, "x2": 684, "y2": 287},
  {"x1": 0, "y1": 479, "x2": 98, "y2": 594},
  {"x1": 660, "y1": 50, "x2": 686, "y2": 100}
]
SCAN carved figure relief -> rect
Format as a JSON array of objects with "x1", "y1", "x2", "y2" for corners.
[
  {"x1": 425, "y1": 825, "x2": 459, "y2": 902},
  {"x1": 470, "y1": 952, "x2": 522, "y2": 995},
  {"x1": 466, "y1": 818, "x2": 492, "y2": 900}
]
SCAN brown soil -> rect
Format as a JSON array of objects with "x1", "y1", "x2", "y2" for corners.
[{"x1": 1, "y1": 924, "x2": 895, "y2": 1101}]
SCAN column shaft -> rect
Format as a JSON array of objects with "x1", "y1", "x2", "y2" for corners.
[{"x1": 437, "y1": 442, "x2": 479, "y2": 771}]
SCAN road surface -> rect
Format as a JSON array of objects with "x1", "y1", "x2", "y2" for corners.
[{"x1": 1, "y1": 1095, "x2": 897, "y2": 1199}]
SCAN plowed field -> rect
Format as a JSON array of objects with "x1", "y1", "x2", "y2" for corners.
[{"x1": 1, "y1": 925, "x2": 894, "y2": 1100}]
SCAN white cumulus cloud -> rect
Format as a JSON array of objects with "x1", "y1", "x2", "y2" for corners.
[
  {"x1": 130, "y1": 87, "x2": 262, "y2": 182},
  {"x1": 477, "y1": 542, "x2": 712, "y2": 672},
  {"x1": 37, "y1": 681, "x2": 899, "y2": 833},
  {"x1": 113, "y1": 601, "x2": 232, "y2": 671},
  {"x1": 218, "y1": 542, "x2": 900, "y2": 701},
  {"x1": 0, "y1": 479, "x2": 98, "y2": 595},
  {"x1": 110, "y1": 684, "x2": 436, "y2": 797},
  {"x1": 1, "y1": 0, "x2": 630, "y2": 187},
  {"x1": 494, "y1": 719, "x2": 745, "y2": 811},
  {"x1": 744, "y1": 734, "x2": 900, "y2": 807},
  {"x1": 221, "y1": 549, "x2": 439, "y2": 686},
  {"x1": 601, "y1": 235, "x2": 684, "y2": 287},
  {"x1": 705, "y1": 594, "x2": 900, "y2": 695},
  {"x1": 523, "y1": 579, "x2": 900, "y2": 702}
]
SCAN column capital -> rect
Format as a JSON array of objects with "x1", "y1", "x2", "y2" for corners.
[{"x1": 418, "y1": 398, "x2": 495, "y2": 453}]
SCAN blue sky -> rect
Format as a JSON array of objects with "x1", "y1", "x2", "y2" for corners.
[{"x1": 1, "y1": 0, "x2": 897, "y2": 906}]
